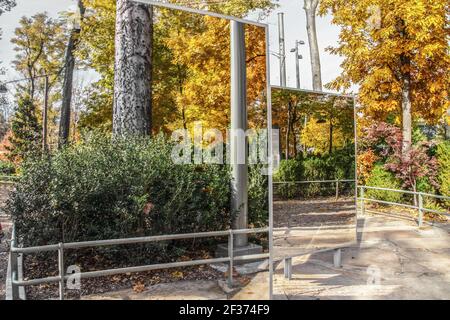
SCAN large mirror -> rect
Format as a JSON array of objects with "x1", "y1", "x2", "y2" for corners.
[{"x1": 270, "y1": 87, "x2": 356, "y2": 298}]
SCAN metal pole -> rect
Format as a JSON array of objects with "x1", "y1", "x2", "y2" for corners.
[
  {"x1": 58, "y1": 243, "x2": 65, "y2": 300},
  {"x1": 230, "y1": 20, "x2": 248, "y2": 247},
  {"x1": 284, "y1": 257, "x2": 292, "y2": 280},
  {"x1": 295, "y1": 41, "x2": 300, "y2": 89},
  {"x1": 360, "y1": 187, "x2": 365, "y2": 216},
  {"x1": 10, "y1": 226, "x2": 19, "y2": 300},
  {"x1": 333, "y1": 249, "x2": 342, "y2": 268},
  {"x1": 278, "y1": 13, "x2": 286, "y2": 87},
  {"x1": 418, "y1": 193, "x2": 423, "y2": 228},
  {"x1": 335, "y1": 179, "x2": 339, "y2": 201},
  {"x1": 42, "y1": 75, "x2": 49, "y2": 152},
  {"x1": 228, "y1": 230, "x2": 234, "y2": 287}
]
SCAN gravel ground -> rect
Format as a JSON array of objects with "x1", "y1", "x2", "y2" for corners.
[
  {"x1": 274, "y1": 196, "x2": 356, "y2": 228},
  {"x1": 25, "y1": 264, "x2": 225, "y2": 300}
]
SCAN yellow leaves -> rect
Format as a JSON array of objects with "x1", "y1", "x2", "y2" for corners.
[{"x1": 321, "y1": 0, "x2": 449, "y2": 125}]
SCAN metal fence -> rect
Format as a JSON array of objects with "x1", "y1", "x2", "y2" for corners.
[
  {"x1": 9, "y1": 226, "x2": 269, "y2": 300},
  {"x1": 273, "y1": 179, "x2": 356, "y2": 200},
  {"x1": 358, "y1": 185, "x2": 450, "y2": 227}
]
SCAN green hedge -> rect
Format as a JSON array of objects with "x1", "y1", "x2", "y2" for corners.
[
  {"x1": 274, "y1": 146, "x2": 355, "y2": 198},
  {"x1": 7, "y1": 135, "x2": 268, "y2": 258},
  {"x1": 437, "y1": 141, "x2": 450, "y2": 207},
  {"x1": 365, "y1": 164, "x2": 402, "y2": 203}
]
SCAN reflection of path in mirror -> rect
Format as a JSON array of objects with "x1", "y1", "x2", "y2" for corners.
[
  {"x1": 272, "y1": 213, "x2": 450, "y2": 300},
  {"x1": 273, "y1": 196, "x2": 357, "y2": 259}
]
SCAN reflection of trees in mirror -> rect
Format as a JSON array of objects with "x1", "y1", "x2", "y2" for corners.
[
  {"x1": 272, "y1": 89, "x2": 354, "y2": 158},
  {"x1": 78, "y1": 0, "x2": 272, "y2": 137}
]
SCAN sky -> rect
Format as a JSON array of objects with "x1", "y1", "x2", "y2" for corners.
[{"x1": 0, "y1": 0, "x2": 347, "y2": 93}]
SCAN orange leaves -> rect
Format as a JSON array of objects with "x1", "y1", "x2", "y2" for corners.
[{"x1": 320, "y1": 0, "x2": 449, "y2": 125}]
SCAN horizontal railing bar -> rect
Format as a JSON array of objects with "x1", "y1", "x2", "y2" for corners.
[
  {"x1": 358, "y1": 197, "x2": 418, "y2": 210},
  {"x1": 13, "y1": 254, "x2": 271, "y2": 287},
  {"x1": 274, "y1": 180, "x2": 356, "y2": 184},
  {"x1": 360, "y1": 185, "x2": 450, "y2": 201},
  {"x1": 12, "y1": 228, "x2": 268, "y2": 253},
  {"x1": 422, "y1": 208, "x2": 450, "y2": 216},
  {"x1": 233, "y1": 253, "x2": 269, "y2": 261},
  {"x1": 78, "y1": 257, "x2": 231, "y2": 280},
  {"x1": 232, "y1": 227, "x2": 268, "y2": 235},
  {"x1": 360, "y1": 185, "x2": 417, "y2": 196}
]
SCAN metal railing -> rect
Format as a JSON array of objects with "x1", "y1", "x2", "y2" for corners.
[
  {"x1": 9, "y1": 227, "x2": 269, "y2": 300},
  {"x1": 273, "y1": 179, "x2": 356, "y2": 200},
  {"x1": 358, "y1": 186, "x2": 450, "y2": 227}
]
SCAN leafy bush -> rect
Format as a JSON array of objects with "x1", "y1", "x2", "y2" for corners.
[
  {"x1": 365, "y1": 164, "x2": 402, "y2": 203},
  {"x1": 274, "y1": 146, "x2": 355, "y2": 198},
  {"x1": 436, "y1": 141, "x2": 450, "y2": 207},
  {"x1": 248, "y1": 164, "x2": 268, "y2": 227},
  {"x1": 0, "y1": 160, "x2": 15, "y2": 175}
]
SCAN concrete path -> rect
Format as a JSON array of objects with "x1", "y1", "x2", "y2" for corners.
[{"x1": 273, "y1": 214, "x2": 450, "y2": 300}]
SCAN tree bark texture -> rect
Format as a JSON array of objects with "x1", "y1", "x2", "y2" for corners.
[
  {"x1": 304, "y1": 0, "x2": 323, "y2": 91},
  {"x1": 58, "y1": 0, "x2": 85, "y2": 148},
  {"x1": 113, "y1": 0, "x2": 153, "y2": 137}
]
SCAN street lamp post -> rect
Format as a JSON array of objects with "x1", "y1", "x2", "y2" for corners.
[{"x1": 290, "y1": 40, "x2": 305, "y2": 89}]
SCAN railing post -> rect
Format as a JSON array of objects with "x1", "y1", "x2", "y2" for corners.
[
  {"x1": 335, "y1": 180, "x2": 339, "y2": 201},
  {"x1": 418, "y1": 193, "x2": 423, "y2": 228},
  {"x1": 10, "y1": 225, "x2": 19, "y2": 300},
  {"x1": 333, "y1": 249, "x2": 342, "y2": 268},
  {"x1": 58, "y1": 243, "x2": 65, "y2": 300},
  {"x1": 10, "y1": 251, "x2": 19, "y2": 300},
  {"x1": 227, "y1": 230, "x2": 234, "y2": 287},
  {"x1": 284, "y1": 257, "x2": 292, "y2": 280},
  {"x1": 360, "y1": 187, "x2": 365, "y2": 216}
]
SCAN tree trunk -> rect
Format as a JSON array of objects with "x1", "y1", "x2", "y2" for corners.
[
  {"x1": 329, "y1": 121, "x2": 333, "y2": 154},
  {"x1": 58, "y1": 0, "x2": 85, "y2": 148},
  {"x1": 286, "y1": 101, "x2": 292, "y2": 159},
  {"x1": 401, "y1": 71, "x2": 412, "y2": 155},
  {"x1": 304, "y1": 0, "x2": 322, "y2": 91},
  {"x1": 113, "y1": 0, "x2": 153, "y2": 137}
]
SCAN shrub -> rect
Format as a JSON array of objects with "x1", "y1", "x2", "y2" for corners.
[
  {"x1": 274, "y1": 146, "x2": 355, "y2": 198},
  {"x1": 0, "y1": 160, "x2": 15, "y2": 175},
  {"x1": 6, "y1": 134, "x2": 233, "y2": 251},
  {"x1": 437, "y1": 141, "x2": 450, "y2": 207},
  {"x1": 365, "y1": 164, "x2": 403, "y2": 203},
  {"x1": 248, "y1": 164, "x2": 268, "y2": 227}
]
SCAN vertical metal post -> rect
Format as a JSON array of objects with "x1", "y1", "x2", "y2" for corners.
[
  {"x1": 333, "y1": 249, "x2": 342, "y2": 268},
  {"x1": 230, "y1": 20, "x2": 248, "y2": 247},
  {"x1": 418, "y1": 193, "x2": 423, "y2": 228},
  {"x1": 228, "y1": 230, "x2": 234, "y2": 287},
  {"x1": 335, "y1": 180, "x2": 339, "y2": 201},
  {"x1": 284, "y1": 257, "x2": 292, "y2": 280},
  {"x1": 58, "y1": 243, "x2": 65, "y2": 300},
  {"x1": 360, "y1": 187, "x2": 365, "y2": 216},
  {"x1": 10, "y1": 226, "x2": 19, "y2": 300},
  {"x1": 277, "y1": 13, "x2": 286, "y2": 87},
  {"x1": 294, "y1": 41, "x2": 300, "y2": 89}
]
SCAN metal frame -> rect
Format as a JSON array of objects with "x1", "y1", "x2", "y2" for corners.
[
  {"x1": 9, "y1": 227, "x2": 269, "y2": 300},
  {"x1": 131, "y1": 0, "x2": 275, "y2": 299},
  {"x1": 134, "y1": 0, "x2": 268, "y2": 28},
  {"x1": 269, "y1": 86, "x2": 357, "y2": 294}
]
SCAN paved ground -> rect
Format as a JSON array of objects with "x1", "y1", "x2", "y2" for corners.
[{"x1": 273, "y1": 213, "x2": 450, "y2": 300}]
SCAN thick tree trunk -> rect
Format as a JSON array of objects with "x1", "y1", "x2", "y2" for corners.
[
  {"x1": 113, "y1": 0, "x2": 153, "y2": 137},
  {"x1": 304, "y1": 0, "x2": 322, "y2": 91},
  {"x1": 58, "y1": 0, "x2": 85, "y2": 148}
]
